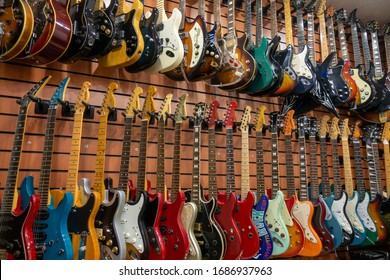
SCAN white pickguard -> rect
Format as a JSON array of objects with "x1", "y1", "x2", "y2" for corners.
[
  {"x1": 331, "y1": 193, "x2": 354, "y2": 234},
  {"x1": 120, "y1": 194, "x2": 146, "y2": 256},
  {"x1": 345, "y1": 191, "x2": 365, "y2": 233},
  {"x1": 292, "y1": 201, "x2": 318, "y2": 244},
  {"x1": 188, "y1": 22, "x2": 204, "y2": 68},
  {"x1": 144, "y1": 8, "x2": 184, "y2": 74},
  {"x1": 357, "y1": 192, "x2": 377, "y2": 233},
  {"x1": 291, "y1": 45, "x2": 313, "y2": 79},
  {"x1": 351, "y1": 68, "x2": 372, "y2": 104},
  {"x1": 181, "y1": 202, "x2": 202, "y2": 260}
]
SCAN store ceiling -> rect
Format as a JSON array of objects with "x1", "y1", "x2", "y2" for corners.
[{"x1": 326, "y1": 0, "x2": 389, "y2": 26}]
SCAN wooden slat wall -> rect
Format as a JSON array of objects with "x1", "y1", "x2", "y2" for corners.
[{"x1": 0, "y1": 0, "x2": 388, "y2": 259}]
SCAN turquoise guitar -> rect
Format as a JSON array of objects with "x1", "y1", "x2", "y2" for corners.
[
  {"x1": 239, "y1": 0, "x2": 274, "y2": 94},
  {"x1": 20, "y1": 77, "x2": 74, "y2": 260}
]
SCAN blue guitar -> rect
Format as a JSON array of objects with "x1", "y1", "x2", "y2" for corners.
[{"x1": 21, "y1": 77, "x2": 74, "y2": 260}]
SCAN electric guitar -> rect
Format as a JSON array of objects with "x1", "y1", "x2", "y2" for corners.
[
  {"x1": 188, "y1": 102, "x2": 226, "y2": 260},
  {"x1": 323, "y1": 117, "x2": 354, "y2": 246},
  {"x1": 171, "y1": 94, "x2": 201, "y2": 260},
  {"x1": 92, "y1": 83, "x2": 126, "y2": 260},
  {"x1": 154, "y1": 94, "x2": 189, "y2": 260},
  {"x1": 251, "y1": 106, "x2": 273, "y2": 260},
  {"x1": 317, "y1": 115, "x2": 344, "y2": 249},
  {"x1": 143, "y1": 0, "x2": 184, "y2": 74},
  {"x1": 340, "y1": 118, "x2": 366, "y2": 246},
  {"x1": 20, "y1": 77, "x2": 74, "y2": 260},
  {"x1": 117, "y1": 87, "x2": 148, "y2": 260},
  {"x1": 0, "y1": 76, "x2": 51, "y2": 260},
  {"x1": 351, "y1": 120, "x2": 379, "y2": 246},
  {"x1": 165, "y1": 0, "x2": 207, "y2": 81},
  {"x1": 0, "y1": 0, "x2": 34, "y2": 61},
  {"x1": 379, "y1": 122, "x2": 390, "y2": 233},
  {"x1": 19, "y1": 0, "x2": 72, "y2": 65},
  {"x1": 307, "y1": 117, "x2": 334, "y2": 254},
  {"x1": 51, "y1": 81, "x2": 101, "y2": 260},
  {"x1": 208, "y1": 101, "x2": 242, "y2": 260},
  {"x1": 383, "y1": 23, "x2": 390, "y2": 72}
]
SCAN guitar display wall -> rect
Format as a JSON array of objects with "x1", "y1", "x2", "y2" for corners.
[{"x1": 0, "y1": 0, "x2": 388, "y2": 259}]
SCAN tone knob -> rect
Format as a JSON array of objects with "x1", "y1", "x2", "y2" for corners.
[
  {"x1": 210, "y1": 52, "x2": 215, "y2": 56},
  {"x1": 130, "y1": 237, "x2": 137, "y2": 244},
  {"x1": 112, "y1": 247, "x2": 119, "y2": 254},
  {"x1": 58, "y1": 249, "x2": 65, "y2": 256},
  {"x1": 106, "y1": 240, "x2": 113, "y2": 246},
  {"x1": 173, "y1": 245, "x2": 179, "y2": 251},
  {"x1": 124, "y1": 233, "x2": 130, "y2": 238}
]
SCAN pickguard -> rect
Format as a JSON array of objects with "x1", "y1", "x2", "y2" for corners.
[
  {"x1": 345, "y1": 192, "x2": 366, "y2": 244},
  {"x1": 189, "y1": 22, "x2": 203, "y2": 68},
  {"x1": 182, "y1": 202, "x2": 201, "y2": 260},
  {"x1": 292, "y1": 202, "x2": 318, "y2": 244}
]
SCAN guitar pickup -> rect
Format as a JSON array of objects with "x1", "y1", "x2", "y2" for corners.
[{"x1": 179, "y1": 32, "x2": 189, "y2": 39}]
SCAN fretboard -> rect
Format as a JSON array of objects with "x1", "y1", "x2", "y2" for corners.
[
  {"x1": 198, "y1": 0, "x2": 205, "y2": 17},
  {"x1": 331, "y1": 138, "x2": 342, "y2": 198},
  {"x1": 296, "y1": 9, "x2": 305, "y2": 52},
  {"x1": 360, "y1": 28, "x2": 372, "y2": 73},
  {"x1": 255, "y1": 0, "x2": 263, "y2": 47},
  {"x1": 37, "y1": 107, "x2": 57, "y2": 208},
  {"x1": 214, "y1": 0, "x2": 222, "y2": 25},
  {"x1": 350, "y1": 22, "x2": 363, "y2": 66},
  {"x1": 319, "y1": 137, "x2": 331, "y2": 197},
  {"x1": 285, "y1": 134, "x2": 295, "y2": 198},
  {"x1": 156, "y1": 117, "x2": 166, "y2": 197},
  {"x1": 270, "y1": 0, "x2": 278, "y2": 38},
  {"x1": 307, "y1": 11, "x2": 316, "y2": 66},
  {"x1": 371, "y1": 31, "x2": 383, "y2": 78},
  {"x1": 178, "y1": 0, "x2": 187, "y2": 30},
  {"x1": 385, "y1": 36, "x2": 390, "y2": 70},
  {"x1": 326, "y1": 16, "x2": 338, "y2": 66},
  {"x1": 244, "y1": 0, "x2": 254, "y2": 50},
  {"x1": 352, "y1": 140, "x2": 366, "y2": 200},
  {"x1": 171, "y1": 123, "x2": 183, "y2": 201},
  {"x1": 318, "y1": 11, "x2": 329, "y2": 60},
  {"x1": 271, "y1": 132, "x2": 280, "y2": 199},
  {"x1": 226, "y1": 127, "x2": 236, "y2": 199},
  {"x1": 136, "y1": 120, "x2": 148, "y2": 195},
  {"x1": 337, "y1": 20, "x2": 349, "y2": 62},
  {"x1": 93, "y1": 114, "x2": 109, "y2": 198},
  {"x1": 241, "y1": 130, "x2": 250, "y2": 200},
  {"x1": 341, "y1": 138, "x2": 354, "y2": 197},
  {"x1": 284, "y1": 0, "x2": 293, "y2": 46},
  {"x1": 372, "y1": 142, "x2": 384, "y2": 196},
  {"x1": 256, "y1": 131, "x2": 265, "y2": 202},
  {"x1": 226, "y1": 0, "x2": 236, "y2": 42},
  {"x1": 298, "y1": 136, "x2": 308, "y2": 201},
  {"x1": 1, "y1": 106, "x2": 28, "y2": 214},
  {"x1": 156, "y1": 0, "x2": 165, "y2": 25},
  {"x1": 309, "y1": 135, "x2": 319, "y2": 200},
  {"x1": 383, "y1": 141, "x2": 390, "y2": 196},
  {"x1": 208, "y1": 127, "x2": 218, "y2": 200},
  {"x1": 118, "y1": 116, "x2": 134, "y2": 192},
  {"x1": 191, "y1": 125, "x2": 202, "y2": 207},
  {"x1": 366, "y1": 142, "x2": 379, "y2": 198}
]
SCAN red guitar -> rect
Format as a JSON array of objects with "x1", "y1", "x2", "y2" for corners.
[
  {"x1": 0, "y1": 76, "x2": 51, "y2": 259},
  {"x1": 208, "y1": 101, "x2": 242, "y2": 260}
]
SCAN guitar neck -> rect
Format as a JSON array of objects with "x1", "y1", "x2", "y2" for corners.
[
  {"x1": 372, "y1": 142, "x2": 384, "y2": 195},
  {"x1": 330, "y1": 138, "x2": 342, "y2": 198},
  {"x1": 93, "y1": 114, "x2": 109, "y2": 198},
  {"x1": 178, "y1": 0, "x2": 187, "y2": 30},
  {"x1": 337, "y1": 21, "x2": 350, "y2": 61},
  {"x1": 191, "y1": 125, "x2": 202, "y2": 208},
  {"x1": 326, "y1": 16, "x2": 338, "y2": 66},
  {"x1": 298, "y1": 136, "x2": 308, "y2": 201},
  {"x1": 270, "y1": 132, "x2": 280, "y2": 198},
  {"x1": 156, "y1": 117, "x2": 166, "y2": 198},
  {"x1": 136, "y1": 120, "x2": 149, "y2": 195},
  {"x1": 309, "y1": 136, "x2": 319, "y2": 200},
  {"x1": 371, "y1": 31, "x2": 383, "y2": 78},
  {"x1": 285, "y1": 134, "x2": 296, "y2": 198},
  {"x1": 383, "y1": 141, "x2": 390, "y2": 196},
  {"x1": 208, "y1": 127, "x2": 218, "y2": 200},
  {"x1": 241, "y1": 131, "x2": 250, "y2": 199},
  {"x1": 37, "y1": 107, "x2": 57, "y2": 208},
  {"x1": 156, "y1": 0, "x2": 165, "y2": 25},
  {"x1": 270, "y1": 0, "x2": 278, "y2": 38},
  {"x1": 214, "y1": 0, "x2": 222, "y2": 26},
  {"x1": 256, "y1": 131, "x2": 265, "y2": 202},
  {"x1": 255, "y1": 0, "x2": 263, "y2": 47},
  {"x1": 244, "y1": 0, "x2": 254, "y2": 49},
  {"x1": 366, "y1": 142, "x2": 379, "y2": 197},
  {"x1": 118, "y1": 116, "x2": 134, "y2": 192},
  {"x1": 318, "y1": 11, "x2": 329, "y2": 60},
  {"x1": 360, "y1": 28, "x2": 372, "y2": 73},
  {"x1": 284, "y1": 0, "x2": 294, "y2": 46},
  {"x1": 296, "y1": 9, "x2": 305, "y2": 52},
  {"x1": 226, "y1": 0, "x2": 236, "y2": 42},
  {"x1": 171, "y1": 122, "x2": 182, "y2": 201},
  {"x1": 341, "y1": 138, "x2": 354, "y2": 196},
  {"x1": 198, "y1": 0, "x2": 205, "y2": 17},
  {"x1": 350, "y1": 22, "x2": 363, "y2": 66},
  {"x1": 352, "y1": 139, "x2": 366, "y2": 199},
  {"x1": 307, "y1": 11, "x2": 316, "y2": 66},
  {"x1": 226, "y1": 127, "x2": 236, "y2": 199},
  {"x1": 319, "y1": 137, "x2": 331, "y2": 197},
  {"x1": 385, "y1": 36, "x2": 390, "y2": 70},
  {"x1": 1, "y1": 105, "x2": 28, "y2": 213}
]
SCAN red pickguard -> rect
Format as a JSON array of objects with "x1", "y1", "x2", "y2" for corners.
[
  {"x1": 233, "y1": 192, "x2": 260, "y2": 259},
  {"x1": 342, "y1": 61, "x2": 358, "y2": 101},
  {"x1": 160, "y1": 191, "x2": 189, "y2": 260},
  {"x1": 146, "y1": 191, "x2": 166, "y2": 260},
  {"x1": 216, "y1": 191, "x2": 243, "y2": 260}
]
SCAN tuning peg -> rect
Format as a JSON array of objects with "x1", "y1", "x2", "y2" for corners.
[{"x1": 27, "y1": 93, "x2": 40, "y2": 103}]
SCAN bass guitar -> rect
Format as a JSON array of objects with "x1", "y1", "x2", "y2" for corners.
[
  {"x1": 0, "y1": 76, "x2": 51, "y2": 260},
  {"x1": 20, "y1": 77, "x2": 74, "y2": 260}
]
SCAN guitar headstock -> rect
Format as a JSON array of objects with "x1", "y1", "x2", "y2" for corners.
[
  {"x1": 381, "y1": 122, "x2": 390, "y2": 143},
  {"x1": 239, "y1": 106, "x2": 251, "y2": 133},
  {"x1": 356, "y1": 19, "x2": 367, "y2": 32},
  {"x1": 309, "y1": 117, "x2": 318, "y2": 137},
  {"x1": 340, "y1": 118, "x2": 351, "y2": 140},
  {"x1": 351, "y1": 120, "x2": 362, "y2": 140},
  {"x1": 297, "y1": 115, "x2": 310, "y2": 138},
  {"x1": 193, "y1": 102, "x2": 208, "y2": 127},
  {"x1": 382, "y1": 22, "x2": 390, "y2": 37},
  {"x1": 292, "y1": 0, "x2": 305, "y2": 10},
  {"x1": 20, "y1": 75, "x2": 52, "y2": 107},
  {"x1": 124, "y1": 87, "x2": 142, "y2": 117},
  {"x1": 141, "y1": 86, "x2": 157, "y2": 121},
  {"x1": 49, "y1": 77, "x2": 70, "y2": 108},
  {"x1": 334, "y1": 8, "x2": 347, "y2": 24},
  {"x1": 74, "y1": 81, "x2": 91, "y2": 114},
  {"x1": 157, "y1": 93, "x2": 173, "y2": 122},
  {"x1": 224, "y1": 101, "x2": 237, "y2": 129},
  {"x1": 317, "y1": 0, "x2": 326, "y2": 16},
  {"x1": 254, "y1": 105, "x2": 267, "y2": 133},
  {"x1": 363, "y1": 124, "x2": 381, "y2": 144},
  {"x1": 366, "y1": 20, "x2": 380, "y2": 34},
  {"x1": 282, "y1": 110, "x2": 295, "y2": 136},
  {"x1": 173, "y1": 93, "x2": 188, "y2": 124},
  {"x1": 99, "y1": 82, "x2": 117, "y2": 117},
  {"x1": 318, "y1": 115, "x2": 330, "y2": 138},
  {"x1": 329, "y1": 116, "x2": 340, "y2": 140},
  {"x1": 207, "y1": 100, "x2": 220, "y2": 130},
  {"x1": 326, "y1": 5, "x2": 335, "y2": 18},
  {"x1": 347, "y1": 8, "x2": 358, "y2": 26},
  {"x1": 305, "y1": 0, "x2": 318, "y2": 13},
  {"x1": 269, "y1": 111, "x2": 281, "y2": 134}
]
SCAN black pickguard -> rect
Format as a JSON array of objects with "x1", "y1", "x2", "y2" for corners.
[
  {"x1": 143, "y1": 194, "x2": 163, "y2": 257},
  {"x1": 272, "y1": 43, "x2": 298, "y2": 95},
  {"x1": 68, "y1": 194, "x2": 95, "y2": 234},
  {"x1": 326, "y1": 60, "x2": 351, "y2": 106}
]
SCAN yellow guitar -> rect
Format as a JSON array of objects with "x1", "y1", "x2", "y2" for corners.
[{"x1": 99, "y1": 0, "x2": 144, "y2": 68}]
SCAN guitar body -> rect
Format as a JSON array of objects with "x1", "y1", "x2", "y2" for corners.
[
  {"x1": 58, "y1": 0, "x2": 98, "y2": 63},
  {"x1": 312, "y1": 197, "x2": 334, "y2": 255},
  {"x1": 95, "y1": 189, "x2": 126, "y2": 260},
  {"x1": 125, "y1": 9, "x2": 162, "y2": 72},
  {"x1": 0, "y1": 0, "x2": 34, "y2": 61},
  {"x1": 122, "y1": 190, "x2": 149, "y2": 260},
  {"x1": 240, "y1": 37, "x2": 275, "y2": 94},
  {"x1": 19, "y1": 176, "x2": 74, "y2": 260},
  {"x1": 264, "y1": 190, "x2": 290, "y2": 256},
  {"x1": 326, "y1": 63, "x2": 351, "y2": 105},
  {"x1": 368, "y1": 194, "x2": 389, "y2": 245},
  {"x1": 181, "y1": 202, "x2": 202, "y2": 260},
  {"x1": 380, "y1": 197, "x2": 390, "y2": 234},
  {"x1": 252, "y1": 194, "x2": 273, "y2": 260},
  {"x1": 345, "y1": 191, "x2": 367, "y2": 246},
  {"x1": 215, "y1": 192, "x2": 243, "y2": 260},
  {"x1": 144, "y1": 8, "x2": 184, "y2": 73},
  {"x1": 291, "y1": 45, "x2": 316, "y2": 95},
  {"x1": 272, "y1": 44, "x2": 298, "y2": 96},
  {"x1": 99, "y1": 0, "x2": 144, "y2": 68},
  {"x1": 340, "y1": 60, "x2": 358, "y2": 102},
  {"x1": 290, "y1": 197, "x2": 322, "y2": 257},
  {"x1": 358, "y1": 192, "x2": 379, "y2": 246},
  {"x1": 323, "y1": 191, "x2": 354, "y2": 246},
  {"x1": 165, "y1": 16, "x2": 207, "y2": 81},
  {"x1": 350, "y1": 66, "x2": 374, "y2": 108},
  {"x1": 22, "y1": 0, "x2": 72, "y2": 64},
  {"x1": 67, "y1": 178, "x2": 100, "y2": 260},
  {"x1": 145, "y1": 192, "x2": 166, "y2": 260},
  {"x1": 160, "y1": 191, "x2": 189, "y2": 260}
]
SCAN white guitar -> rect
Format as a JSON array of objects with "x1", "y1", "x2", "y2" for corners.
[{"x1": 144, "y1": 0, "x2": 184, "y2": 73}]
